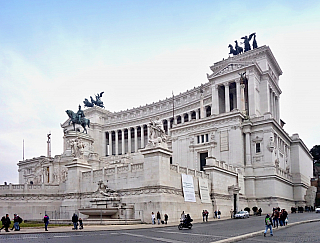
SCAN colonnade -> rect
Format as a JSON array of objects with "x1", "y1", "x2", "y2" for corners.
[
  {"x1": 105, "y1": 106, "x2": 212, "y2": 156},
  {"x1": 212, "y1": 80, "x2": 246, "y2": 115}
]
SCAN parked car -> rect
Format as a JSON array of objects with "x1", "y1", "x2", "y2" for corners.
[
  {"x1": 315, "y1": 207, "x2": 320, "y2": 213},
  {"x1": 234, "y1": 211, "x2": 250, "y2": 219}
]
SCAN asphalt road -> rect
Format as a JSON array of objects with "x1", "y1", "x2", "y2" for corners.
[{"x1": 0, "y1": 212, "x2": 319, "y2": 243}]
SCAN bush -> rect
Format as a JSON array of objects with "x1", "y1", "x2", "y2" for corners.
[
  {"x1": 244, "y1": 207, "x2": 250, "y2": 213},
  {"x1": 252, "y1": 206, "x2": 258, "y2": 213}
]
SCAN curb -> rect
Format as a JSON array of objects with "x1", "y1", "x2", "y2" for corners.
[{"x1": 211, "y1": 218, "x2": 320, "y2": 243}]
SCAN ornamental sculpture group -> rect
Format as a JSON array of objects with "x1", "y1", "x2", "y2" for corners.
[
  {"x1": 147, "y1": 117, "x2": 167, "y2": 147},
  {"x1": 65, "y1": 92, "x2": 105, "y2": 134},
  {"x1": 228, "y1": 33, "x2": 258, "y2": 56}
]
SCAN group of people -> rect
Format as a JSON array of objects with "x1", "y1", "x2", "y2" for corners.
[
  {"x1": 72, "y1": 213, "x2": 83, "y2": 230},
  {"x1": 264, "y1": 208, "x2": 288, "y2": 237},
  {"x1": 202, "y1": 210, "x2": 209, "y2": 222},
  {"x1": 151, "y1": 211, "x2": 169, "y2": 225},
  {"x1": 214, "y1": 210, "x2": 221, "y2": 219},
  {"x1": 0, "y1": 214, "x2": 23, "y2": 232}
]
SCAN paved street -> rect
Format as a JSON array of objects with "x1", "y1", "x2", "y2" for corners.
[{"x1": 0, "y1": 212, "x2": 319, "y2": 243}]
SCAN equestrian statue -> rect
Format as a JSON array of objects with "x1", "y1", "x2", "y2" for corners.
[{"x1": 66, "y1": 105, "x2": 90, "y2": 134}]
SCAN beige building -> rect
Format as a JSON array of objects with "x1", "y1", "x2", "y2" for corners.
[{"x1": 0, "y1": 45, "x2": 314, "y2": 222}]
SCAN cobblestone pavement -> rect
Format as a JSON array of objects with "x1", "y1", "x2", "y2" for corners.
[{"x1": 0, "y1": 212, "x2": 319, "y2": 243}]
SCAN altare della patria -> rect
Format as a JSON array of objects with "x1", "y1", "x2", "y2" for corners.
[{"x1": 0, "y1": 34, "x2": 315, "y2": 223}]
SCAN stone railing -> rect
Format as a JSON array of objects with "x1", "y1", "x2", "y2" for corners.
[
  {"x1": 82, "y1": 163, "x2": 145, "y2": 181},
  {"x1": 169, "y1": 164, "x2": 209, "y2": 179},
  {"x1": 0, "y1": 184, "x2": 61, "y2": 193},
  {"x1": 276, "y1": 167, "x2": 292, "y2": 181},
  {"x1": 213, "y1": 160, "x2": 238, "y2": 173}
]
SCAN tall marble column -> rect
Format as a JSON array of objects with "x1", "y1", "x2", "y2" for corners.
[
  {"x1": 128, "y1": 128, "x2": 132, "y2": 153},
  {"x1": 134, "y1": 126, "x2": 138, "y2": 152},
  {"x1": 211, "y1": 84, "x2": 219, "y2": 115},
  {"x1": 115, "y1": 130, "x2": 119, "y2": 155},
  {"x1": 240, "y1": 83, "x2": 246, "y2": 114},
  {"x1": 141, "y1": 125, "x2": 144, "y2": 148},
  {"x1": 224, "y1": 82, "x2": 230, "y2": 113},
  {"x1": 108, "y1": 131, "x2": 113, "y2": 156},
  {"x1": 121, "y1": 129, "x2": 125, "y2": 155},
  {"x1": 245, "y1": 132, "x2": 251, "y2": 165},
  {"x1": 195, "y1": 110, "x2": 199, "y2": 120},
  {"x1": 181, "y1": 114, "x2": 185, "y2": 124}
]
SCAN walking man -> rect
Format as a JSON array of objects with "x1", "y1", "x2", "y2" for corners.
[
  {"x1": 72, "y1": 213, "x2": 79, "y2": 230},
  {"x1": 264, "y1": 214, "x2": 273, "y2": 237}
]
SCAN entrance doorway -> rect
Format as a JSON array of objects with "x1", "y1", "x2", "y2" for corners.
[{"x1": 200, "y1": 152, "x2": 208, "y2": 171}]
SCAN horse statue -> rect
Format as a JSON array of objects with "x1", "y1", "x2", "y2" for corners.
[
  {"x1": 66, "y1": 110, "x2": 90, "y2": 134},
  {"x1": 234, "y1": 40, "x2": 243, "y2": 54},
  {"x1": 83, "y1": 98, "x2": 94, "y2": 108},
  {"x1": 228, "y1": 44, "x2": 238, "y2": 56}
]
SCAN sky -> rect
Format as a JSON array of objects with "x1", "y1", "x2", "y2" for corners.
[{"x1": 1, "y1": 0, "x2": 320, "y2": 184}]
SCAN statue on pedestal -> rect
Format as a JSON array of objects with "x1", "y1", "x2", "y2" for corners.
[
  {"x1": 148, "y1": 117, "x2": 167, "y2": 146},
  {"x1": 83, "y1": 92, "x2": 105, "y2": 108},
  {"x1": 66, "y1": 105, "x2": 90, "y2": 133}
]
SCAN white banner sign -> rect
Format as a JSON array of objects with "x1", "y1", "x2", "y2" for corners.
[
  {"x1": 181, "y1": 174, "x2": 196, "y2": 202},
  {"x1": 199, "y1": 177, "x2": 211, "y2": 204}
]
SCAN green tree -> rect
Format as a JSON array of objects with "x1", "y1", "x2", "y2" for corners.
[{"x1": 310, "y1": 145, "x2": 320, "y2": 163}]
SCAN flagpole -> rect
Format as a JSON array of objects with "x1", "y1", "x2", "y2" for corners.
[
  {"x1": 172, "y1": 91, "x2": 175, "y2": 123},
  {"x1": 23, "y1": 139, "x2": 25, "y2": 161}
]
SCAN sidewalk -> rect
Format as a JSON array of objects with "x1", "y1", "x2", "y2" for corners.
[
  {"x1": 0, "y1": 217, "x2": 213, "y2": 235},
  {"x1": 2, "y1": 215, "x2": 320, "y2": 243}
]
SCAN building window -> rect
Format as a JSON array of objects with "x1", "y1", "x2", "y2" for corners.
[
  {"x1": 197, "y1": 136, "x2": 200, "y2": 143},
  {"x1": 206, "y1": 134, "x2": 209, "y2": 142},
  {"x1": 201, "y1": 135, "x2": 204, "y2": 143},
  {"x1": 256, "y1": 143, "x2": 261, "y2": 153}
]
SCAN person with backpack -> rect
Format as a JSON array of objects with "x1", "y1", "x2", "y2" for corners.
[
  {"x1": 12, "y1": 214, "x2": 22, "y2": 231},
  {"x1": 0, "y1": 215, "x2": 6, "y2": 231},
  {"x1": 264, "y1": 214, "x2": 273, "y2": 237}
]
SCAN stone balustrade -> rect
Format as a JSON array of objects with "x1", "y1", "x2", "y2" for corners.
[
  {"x1": 276, "y1": 167, "x2": 292, "y2": 180},
  {"x1": 169, "y1": 164, "x2": 209, "y2": 179},
  {"x1": 0, "y1": 183, "x2": 61, "y2": 193},
  {"x1": 82, "y1": 163, "x2": 145, "y2": 182}
]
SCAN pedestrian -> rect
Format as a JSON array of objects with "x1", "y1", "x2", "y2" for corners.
[
  {"x1": 230, "y1": 208, "x2": 233, "y2": 218},
  {"x1": 164, "y1": 214, "x2": 168, "y2": 224},
  {"x1": 272, "y1": 210, "x2": 279, "y2": 228},
  {"x1": 79, "y1": 218, "x2": 83, "y2": 229},
  {"x1": 218, "y1": 210, "x2": 221, "y2": 219},
  {"x1": 43, "y1": 214, "x2": 49, "y2": 231},
  {"x1": 214, "y1": 210, "x2": 217, "y2": 219},
  {"x1": 72, "y1": 213, "x2": 78, "y2": 230},
  {"x1": 205, "y1": 210, "x2": 209, "y2": 222},
  {"x1": 4, "y1": 214, "x2": 11, "y2": 232},
  {"x1": 151, "y1": 212, "x2": 155, "y2": 225},
  {"x1": 156, "y1": 211, "x2": 161, "y2": 225},
  {"x1": 264, "y1": 214, "x2": 273, "y2": 237},
  {"x1": 12, "y1": 214, "x2": 22, "y2": 231},
  {"x1": 202, "y1": 210, "x2": 206, "y2": 222},
  {"x1": 0, "y1": 215, "x2": 6, "y2": 231}
]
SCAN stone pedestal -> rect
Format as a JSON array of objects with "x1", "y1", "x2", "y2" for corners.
[
  {"x1": 65, "y1": 158, "x2": 91, "y2": 193},
  {"x1": 63, "y1": 131, "x2": 95, "y2": 157},
  {"x1": 140, "y1": 145, "x2": 172, "y2": 187}
]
